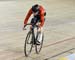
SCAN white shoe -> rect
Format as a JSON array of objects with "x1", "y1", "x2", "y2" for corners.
[{"x1": 36, "y1": 40, "x2": 41, "y2": 45}]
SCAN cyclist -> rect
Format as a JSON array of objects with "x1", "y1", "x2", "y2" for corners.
[{"x1": 23, "y1": 4, "x2": 46, "y2": 44}]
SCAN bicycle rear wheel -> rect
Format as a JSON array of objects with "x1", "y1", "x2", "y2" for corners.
[
  {"x1": 35, "y1": 33, "x2": 44, "y2": 54},
  {"x1": 24, "y1": 31, "x2": 33, "y2": 57}
]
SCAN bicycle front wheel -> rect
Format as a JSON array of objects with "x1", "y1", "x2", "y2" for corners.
[{"x1": 24, "y1": 31, "x2": 33, "y2": 57}]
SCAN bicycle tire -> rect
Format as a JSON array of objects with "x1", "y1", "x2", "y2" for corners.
[{"x1": 24, "y1": 31, "x2": 33, "y2": 57}]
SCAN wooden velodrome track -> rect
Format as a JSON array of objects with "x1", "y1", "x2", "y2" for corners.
[{"x1": 0, "y1": 0, "x2": 75, "y2": 60}]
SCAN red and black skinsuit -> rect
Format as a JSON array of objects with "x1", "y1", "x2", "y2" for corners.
[{"x1": 24, "y1": 5, "x2": 46, "y2": 27}]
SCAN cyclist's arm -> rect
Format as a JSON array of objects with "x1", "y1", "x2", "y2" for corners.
[
  {"x1": 40, "y1": 11, "x2": 44, "y2": 27},
  {"x1": 24, "y1": 8, "x2": 32, "y2": 25}
]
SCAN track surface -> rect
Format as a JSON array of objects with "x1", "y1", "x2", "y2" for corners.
[{"x1": 0, "y1": 0, "x2": 75, "y2": 60}]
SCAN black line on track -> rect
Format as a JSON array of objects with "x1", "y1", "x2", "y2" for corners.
[{"x1": 44, "y1": 48, "x2": 75, "y2": 60}]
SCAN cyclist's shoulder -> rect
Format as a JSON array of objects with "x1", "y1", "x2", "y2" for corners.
[
  {"x1": 39, "y1": 5, "x2": 46, "y2": 13},
  {"x1": 39, "y1": 5, "x2": 45, "y2": 10}
]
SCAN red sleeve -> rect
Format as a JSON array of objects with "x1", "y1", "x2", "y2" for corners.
[
  {"x1": 39, "y1": 6, "x2": 45, "y2": 27},
  {"x1": 40, "y1": 8, "x2": 45, "y2": 27},
  {"x1": 40, "y1": 13, "x2": 44, "y2": 27},
  {"x1": 24, "y1": 8, "x2": 32, "y2": 24}
]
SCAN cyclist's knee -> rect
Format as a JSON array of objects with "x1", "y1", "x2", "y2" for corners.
[{"x1": 31, "y1": 18, "x2": 37, "y2": 24}]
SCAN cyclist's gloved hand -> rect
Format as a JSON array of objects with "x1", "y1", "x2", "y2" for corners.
[
  {"x1": 36, "y1": 23, "x2": 41, "y2": 28},
  {"x1": 38, "y1": 24, "x2": 41, "y2": 28},
  {"x1": 23, "y1": 24, "x2": 26, "y2": 30}
]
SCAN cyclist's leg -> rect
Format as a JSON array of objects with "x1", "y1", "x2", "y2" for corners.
[
  {"x1": 30, "y1": 17, "x2": 38, "y2": 30},
  {"x1": 31, "y1": 17, "x2": 38, "y2": 25},
  {"x1": 30, "y1": 17, "x2": 38, "y2": 44},
  {"x1": 37, "y1": 26, "x2": 43, "y2": 43},
  {"x1": 36, "y1": 16, "x2": 44, "y2": 44}
]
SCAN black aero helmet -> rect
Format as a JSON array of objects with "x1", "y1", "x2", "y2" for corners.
[{"x1": 32, "y1": 4, "x2": 39, "y2": 12}]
